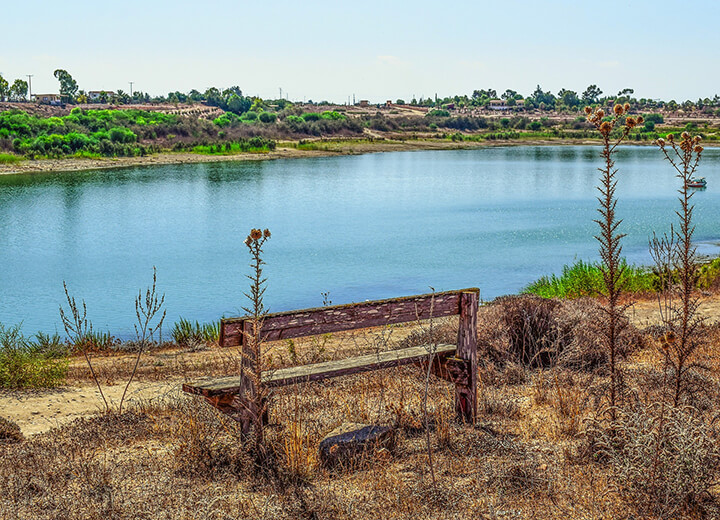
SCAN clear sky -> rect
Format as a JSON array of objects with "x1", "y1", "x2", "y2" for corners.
[{"x1": 2, "y1": 0, "x2": 718, "y2": 103}]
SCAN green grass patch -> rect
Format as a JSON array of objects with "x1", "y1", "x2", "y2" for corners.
[
  {"x1": 524, "y1": 259, "x2": 657, "y2": 298},
  {"x1": 0, "y1": 153, "x2": 23, "y2": 164},
  {"x1": 171, "y1": 318, "x2": 219, "y2": 347},
  {"x1": 72, "y1": 150, "x2": 103, "y2": 159},
  {"x1": 0, "y1": 324, "x2": 68, "y2": 389},
  {"x1": 192, "y1": 137, "x2": 276, "y2": 155}
]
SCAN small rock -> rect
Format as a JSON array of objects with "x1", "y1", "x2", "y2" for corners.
[{"x1": 318, "y1": 422, "x2": 394, "y2": 468}]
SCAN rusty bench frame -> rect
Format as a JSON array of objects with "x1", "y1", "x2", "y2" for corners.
[{"x1": 183, "y1": 288, "x2": 479, "y2": 431}]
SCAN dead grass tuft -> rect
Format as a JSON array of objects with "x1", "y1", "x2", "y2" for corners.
[{"x1": 0, "y1": 416, "x2": 24, "y2": 443}]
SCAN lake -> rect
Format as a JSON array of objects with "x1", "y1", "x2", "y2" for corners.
[{"x1": 1, "y1": 145, "x2": 718, "y2": 338}]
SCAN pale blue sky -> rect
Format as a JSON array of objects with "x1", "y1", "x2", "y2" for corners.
[{"x1": 2, "y1": 0, "x2": 718, "y2": 103}]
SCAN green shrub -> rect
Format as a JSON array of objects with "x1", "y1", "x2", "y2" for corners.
[
  {"x1": 0, "y1": 324, "x2": 68, "y2": 388},
  {"x1": 241, "y1": 111, "x2": 258, "y2": 121},
  {"x1": 301, "y1": 112, "x2": 320, "y2": 122},
  {"x1": 427, "y1": 109, "x2": 450, "y2": 117},
  {"x1": 258, "y1": 112, "x2": 277, "y2": 123},
  {"x1": 109, "y1": 127, "x2": 137, "y2": 143},
  {"x1": 697, "y1": 257, "x2": 720, "y2": 290},
  {"x1": 528, "y1": 121, "x2": 542, "y2": 131}
]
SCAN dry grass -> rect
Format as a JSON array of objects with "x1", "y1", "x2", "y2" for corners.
[{"x1": 2, "y1": 298, "x2": 720, "y2": 519}]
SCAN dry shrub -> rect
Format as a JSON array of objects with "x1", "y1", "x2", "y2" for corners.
[
  {"x1": 554, "y1": 298, "x2": 642, "y2": 371},
  {"x1": 586, "y1": 402, "x2": 720, "y2": 519},
  {"x1": 392, "y1": 318, "x2": 457, "y2": 350},
  {"x1": 479, "y1": 295, "x2": 642, "y2": 371},
  {"x1": 480, "y1": 295, "x2": 560, "y2": 367},
  {"x1": 0, "y1": 416, "x2": 24, "y2": 443},
  {"x1": 170, "y1": 396, "x2": 251, "y2": 478}
]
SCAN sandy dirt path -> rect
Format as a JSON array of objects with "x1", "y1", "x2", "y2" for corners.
[{"x1": 1, "y1": 380, "x2": 183, "y2": 436}]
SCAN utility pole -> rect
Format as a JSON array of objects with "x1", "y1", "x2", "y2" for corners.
[
  {"x1": 27, "y1": 74, "x2": 33, "y2": 101},
  {"x1": 279, "y1": 87, "x2": 282, "y2": 99},
  {"x1": 129, "y1": 81, "x2": 134, "y2": 97}
]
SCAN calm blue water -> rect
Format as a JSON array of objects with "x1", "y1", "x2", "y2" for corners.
[{"x1": 1, "y1": 146, "x2": 719, "y2": 338}]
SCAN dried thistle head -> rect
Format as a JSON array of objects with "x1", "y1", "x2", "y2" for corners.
[
  {"x1": 637, "y1": 115, "x2": 644, "y2": 124},
  {"x1": 613, "y1": 104, "x2": 624, "y2": 116},
  {"x1": 584, "y1": 105, "x2": 593, "y2": 115},
  {"x1": 625, "y1": 117, "x2": 637, "y2": 129},
  {"x1": 623, "y1": 102, "x2": 630, "y2": 112},
  {"x1": 667, "y1": 133, "x2": 674, "y2": 141},
  {"x1": 695, "y1": 145, "x2": 704, "y2": 153},
  {"x1": 681, "y1": 131, "x2": 690, "y2": 140},
  {"x1": 596, "y1": 108, "x2": 605, "y2": 119},
  {"x1": 657, "y1": 138, "x2": 666, "y2": 147},
  {"x1": 250, "y1": 229, "x2": 263, "y2": 240},
  {"x1": 263, "y1": 229, "x2": 271, "y2": 238},
  {"x1": 599, "y1": 121, "x2": 613, "y2": 135}
]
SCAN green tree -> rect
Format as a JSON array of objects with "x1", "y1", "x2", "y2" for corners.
[
  {"x1": 529, "y1": 85, "x2": 556, "y2": 109},
  {"x1": 227, "y1": 94, "x2": 251, "y2": 114},
  {"x1": 53, "y1": 69, "x2": 79, "y2": 100},
  {"x1": 501, "y1": 89, "x2": 518, "y2": 100},
  {"x1": 9, "y1": 79, "x2": 28, "y2": 101},
  {"x1": 557, "y1": 88, "x2": 580, "y2": 108},
  {"x1": 582, "y1": 84, "x2": 603, "y2": 104},
  {"x1": 0, "y1": 74, "x2": 8, "y2": 101}
]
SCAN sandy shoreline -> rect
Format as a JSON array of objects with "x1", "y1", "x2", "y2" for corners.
[{"x1": 0, "y1": 138, "x2": 607, "y2": 176}]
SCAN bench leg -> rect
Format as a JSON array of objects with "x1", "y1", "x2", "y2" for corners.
[
  {"x1": 204, "y1": 394, "x2": 269, "y2": 437},
  {"x1": 455, "y1": 291, "x2": 478, "y2": 423}
]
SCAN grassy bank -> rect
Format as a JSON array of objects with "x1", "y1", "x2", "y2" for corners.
[{"x1": 524, "y1": 257, "x2": 720, "y2": 298}]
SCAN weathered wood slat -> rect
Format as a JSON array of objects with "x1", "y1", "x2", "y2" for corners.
[
  {"x1": 219, "y1": 288, "x2": 479, "y2": 348},
  {"x1": 182, "y1": 343, "x2": 457, "y2": 397}
]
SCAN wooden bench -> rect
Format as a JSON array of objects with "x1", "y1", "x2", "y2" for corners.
[{"x1": 183, "y1": 288, "x2": 479, "y2": 432}]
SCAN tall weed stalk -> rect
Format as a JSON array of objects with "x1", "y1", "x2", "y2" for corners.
[
  {"x1": 586, "y1": 103, "x2": 642, "y2": 419},
  {"x1": 241, "y1": 228, "x2": 271, "y2": 459},
  {"x1": 652, "y1": 132, "x2": 705, "y2": 406},
  {"x1": 60, "y1": 282, "x2": 109, "y2": 413},
  {"x1": 119, "y1": 267, "x2": 166, "y2": 414}
]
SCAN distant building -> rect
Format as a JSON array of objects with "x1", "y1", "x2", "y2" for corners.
[
  {"x1": 487, "y1": 99, "x2": 524, "y2": 110},
  {"x1": 88, "y1": 90, "x2": 116, "y2": 101},
  {"x1": 33, "y1": 94, "x2": 62, "y2": 104},
  {"x1": 358, "y1": 100, "x2": 369, "y2": 107}
]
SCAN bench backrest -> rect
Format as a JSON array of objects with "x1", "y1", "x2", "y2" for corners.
[{"x1": 219, "y1": 288, "x2": 480, "y2": 347}]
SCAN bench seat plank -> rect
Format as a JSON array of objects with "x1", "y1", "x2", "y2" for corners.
[{"x1": 183, "y1": 343, "x2": 456, "y2": 397}]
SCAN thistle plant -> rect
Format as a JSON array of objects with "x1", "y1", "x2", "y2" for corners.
[
  {"x1": 241, "y1": 228, "x2": 271, "y2": 457},
  {"x1": 652, "y1": 132, "x2": 705, "y2": 406},
  {"x1": 586, "y1": 103, "x2": 642, "y2": 419}
]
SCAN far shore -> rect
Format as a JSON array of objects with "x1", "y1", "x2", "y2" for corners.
[{"x1": 0, "y1": 137, "x2": 642, "y2": 176}]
